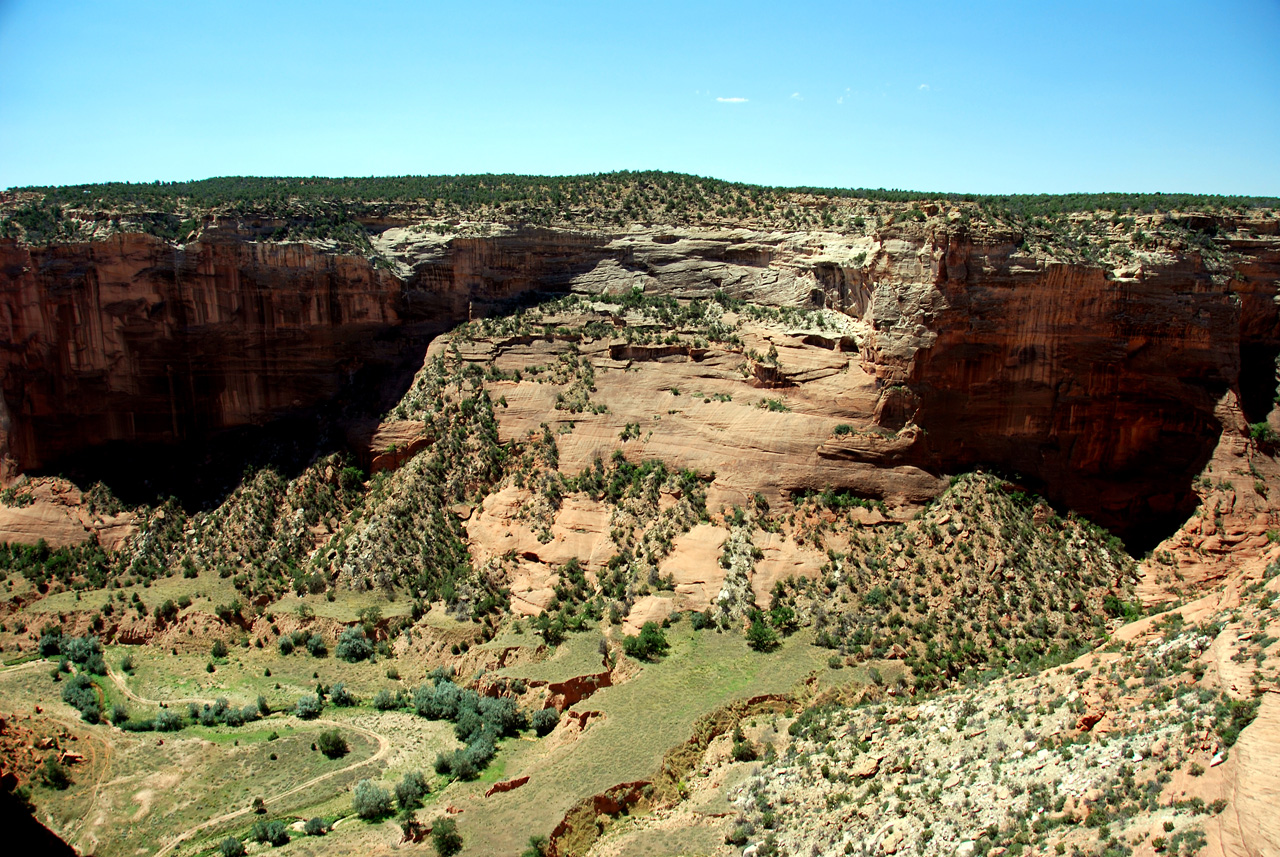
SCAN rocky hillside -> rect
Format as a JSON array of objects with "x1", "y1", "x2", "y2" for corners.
[
  {"x1": 0, "y1": 176, "x2": 1279, "y2": 857},
  {"x1": 696, "y1": 561, "x2": 1279, "y2": 857}
]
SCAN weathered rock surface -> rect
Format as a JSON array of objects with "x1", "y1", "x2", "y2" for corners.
[
  {"x1": 1220, "y1": 694, "x2": 1280, "y2": 857},
  {"x1": 0, "y1": 477, "x2": 135, "y2": 548},
  {"x1": 3, "y1": 217, "x2": 1278, "y2": 545}
]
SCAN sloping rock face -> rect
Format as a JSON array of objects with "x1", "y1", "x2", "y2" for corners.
[
  {"x1": 1220, "y1": 693, "x2": 1280, "y2": 857},
  {"x1": 2, "y1": 219, "x2": 1278, "y2": 542}
]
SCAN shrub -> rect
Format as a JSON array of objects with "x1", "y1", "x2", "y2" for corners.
[
  {"x1": 219, "y1": 838, "x2": 247, "y2": 857},
  {"x1": 448, "y1": 750, "x2": 478, "y2": 781},
  {"x1": 306, "y1": 634, "x2": 327, "y2": 657},
  {"x1": 415, "y1": 679, "x2": 462, "y2": 720},
  {"x1": 210, "y1": 639, "x2": 228, "y2": 659},
  {"x1": 353, "y1": 779, "x2": 393, "y2": 819},
  {"x1": 38, "y1": 633, "x2": 61, "y2": 658},
  {"x1": 433, "y1": 817, "x2": 463, "y2": 856},
  {"x1": 61, "y1": 635, "x2": 97, "y2": 663},
  {"x1": 278, "y1": 636, "x2": 294, "y2": 656},
  {"x1": 119, "y1": 717, "x2": 155, "y2": 732},
  {"x1": 732, "y1": 737, "x2": 758, "y2": 762},
  {"x1": 396, "y1": 770, "x2": 429, "y2": 810},
  {"x1": 317, "y1": 729, "x2": 348, "y2": 759},
  {"x1": 532, "y1": 707, "x2": 559, "y2": 737},
  {"x1": 621, "y1": 622, "x2": 669, "y2": 661},
  {"x1": 479, "y1": 695, "x2": 527, "y2": 737},
  {"x1": 250, "y1": 819, "x2": 289, "y2": 846},
  {"x1": 60, "y1": 673, "x2": 100, "y2": 723},
  {"x1": 41, "y1": 756, "x2": 71, "y2": 790},
  {"x1": 1102, "y1": 594, "x2": 1142, "y2": 621},
  {"x1": 1249, "y1": 421, "x2": 1278, "y2": 446},
  {"x1": 336, "y1": 627, "x2": 374, "y2": 662},
  {"x1": 329, "y1": 682, "x2": 356, "y2": 706},
  {"x1": 1215, "y1": 696, "x2": 1260, "y2": 747},
  {"x1": 373, "y1": 689, "x2": 399, "y2": 710},
  {"x1": 154, "y1": 709, "x2": 183, "y2": 731},
  {"x1": 746, "y1": 614, "x2": 780, "y2": 652},
  {"x1": 726, "y1": 820, "x2": 754, "y2": 846},
  {"x1": 295, "y1": 694, "x2": 322, "y2": 720},
  {"x1": 304, "y1": 817, "x2": 327, "y2": 836}
]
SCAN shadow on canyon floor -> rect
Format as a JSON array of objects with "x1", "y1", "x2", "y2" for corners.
[{"x1": 33, "y1": 412, "x2": 347, "y2": 512}]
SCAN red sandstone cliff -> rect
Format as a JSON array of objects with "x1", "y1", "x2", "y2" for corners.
[
  {"x1": 2, "y1": 216, "x2": 1277, "y2": 541},
  {"x1": 0, "y1": 231, "x2": 412, "y2": 480},
  {"x1": 854, "y1": 225, "x2": 1280, "y2": 538}
]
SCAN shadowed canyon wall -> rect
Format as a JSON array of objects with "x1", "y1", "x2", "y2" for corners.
[{"x1": 2, "y1": 218, "x2": 1278, "y2": 540}]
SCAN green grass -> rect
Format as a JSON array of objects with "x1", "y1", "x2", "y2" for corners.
[
  {"x1": 492, "y1": 629, "x2": 607, "y2": 684},
  {"x1": 449, "y1": 624, "x2": 836, "y2": 857},
  {"x1": 27, "y1": 723, "x2": 378, "y2": 857},
  {"x1": 271, "y1": 589, "x2": 415, "y2": 623},
  {"x1": 112, "y1": 642, "x2": 404, "y2": 711},
  {"x1": 26, "y1": 572, "x2": 240, "y2": 615},
  {"x1": 613, "y1": 822, "x2": 727, "y2": 857}
]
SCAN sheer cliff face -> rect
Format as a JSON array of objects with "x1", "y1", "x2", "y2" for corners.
[
  {"x1": 2, "y1": 220, "x2": 1277, "y2": 539},
  {"x1": 856, "y1": 231, "x2": 1280, "y2": 538},
  {"x1": 0, "y1": 232, "x2": 413, "y2": 481}
]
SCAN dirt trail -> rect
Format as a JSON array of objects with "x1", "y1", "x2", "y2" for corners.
[
  {"x1": 30, "y1": 711, "x2": 115, "y2": 855},
  {"x1": 100, "y1": 666, "x2": 393, "y2": 857},
  {"x1": 105, "y1": 664, "x2": 216, "y2": 708},
  {"x1": 151, "y1": 717, "x2": 389, "y2": 857},
  {"x1": 1, "y1": 661, "x2": 392, "y2": 855},
  {"x1": 0, "y1": 658, "x2": 117, "y2": 853},
  {"x1": 0, "y1": 657, "x2": 51, "y2": 677}
]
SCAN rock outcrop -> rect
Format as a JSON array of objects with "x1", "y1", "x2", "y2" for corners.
[
  {"x1": 863, "y1": 230, "x2": 1280, "y2": 541},
  {"x1": 3, "y1": 216, "x2": 1278, "y2": 543}
]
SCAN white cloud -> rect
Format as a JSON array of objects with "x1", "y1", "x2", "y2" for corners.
[
  {"x1": 918, "y1": 83, "x2": 930, "y2": 91},
  {"x1": 790, "y1": 92, "x2": 802, "y2": 100},
  {"x1": 716, "y1": 96, "x2": 748, "y2": 103},
  {"x1": 836, "y1": 95, "x2": 844, "y2": 104}
]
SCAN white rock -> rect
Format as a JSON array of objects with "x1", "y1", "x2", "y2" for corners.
[
  {"x1": 956, "y1": 842, "x2": 976, "y2": 857},
  {"x1": 1210, "y1": 752, "x2": 1224, "y2": 767}
]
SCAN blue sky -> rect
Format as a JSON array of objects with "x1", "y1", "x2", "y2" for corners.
[{"x1": 2, "y1": 1, "x2": 1278, "y2": 194}]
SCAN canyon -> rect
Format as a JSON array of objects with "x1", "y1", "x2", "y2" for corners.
[
  {"x1": 3, "y1": 210, "x2": 1278, "y2": 546},
  {"x1": 2, "y1": 185, "x2": 1279, "y2": 857}
]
